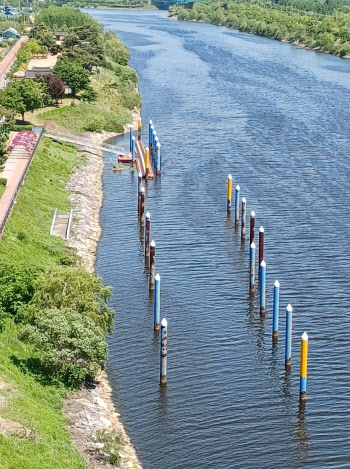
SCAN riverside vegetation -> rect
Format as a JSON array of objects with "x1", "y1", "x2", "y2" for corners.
[
  {"x1": 0, "y1": 6, "x2": 141, "y2": 132},
  {"x1": 170, "y1": 0, "x2": 350, "y2": 57},
  {"x1": 0, "y1": 7, "x2": 140, "y2": 468}
]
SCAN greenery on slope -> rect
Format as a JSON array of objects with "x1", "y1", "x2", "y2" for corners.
[
  {"x1": 170, "y1": 0, "x2": 350, "y2": 57},
  {"x1": 0, "y1": 138, "x2": 108, "y2": 467},
  {"x1": 30, "y1": 6, "x2": 141, "y2": 133}
]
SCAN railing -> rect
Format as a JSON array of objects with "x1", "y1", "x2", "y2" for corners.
[
  {"x1": 44, "y1": 130, "x2": 125, "y2": 155},
  {"x1": 0, "y1": 126, "x2": 44, "y2": 238},
  {"x1": 65, "y1": 209, "x2": 73, "y2": 240},
  {"x1": 50, "y1": 208, "x2": 58, "y2": 235}
]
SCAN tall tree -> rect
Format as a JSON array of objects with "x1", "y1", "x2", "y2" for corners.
[
  {"x1": 0, "y1": 80, "x2": 44, "y2": 121},
  {"x1": 42, "y1": 74, "x2": 65, "y2": 103},
  {"x1": 53, "y1": 58, "x2": 90, "y2": 98}
]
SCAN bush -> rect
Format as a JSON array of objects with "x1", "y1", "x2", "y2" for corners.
[
  {"x1": 104, "y1": 31, "x2": 130, "y2": 65},
  {"x1": 0, "y1": 266, "x2": 37, "y2": 316},
  {"x1": 115, "y1": 64, "x2": 138, "y2": 85},
  {"x1": 103, "y1": 114, "x2": 127, "y2": 132},
  {"x1": 0, "y1": 105, "x2": 15, "y2": 129},
  {"x1": 19, "y1": 307, "x2": 108, "y2": 386},
  {"x1": 83, "y1": 115, "x2": 106, "y2": 131},
  {"x1": 120, "y1": 90, "x2": 142, "y2": 110},
  {"x1": 26, "y1": 266, "x2": 115, "y2": 333},
  {"x1": 81, "y1": 87, "x2": 98, "y2": 103},
  {"x1": 12, "y1": 124, "x2": 35, "y2": 131}
]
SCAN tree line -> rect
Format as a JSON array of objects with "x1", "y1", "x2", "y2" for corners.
[
  {"x1": 170, "y1": 0, "x2": 350, "y2": 57},
  {"x1": 0, "y1": 6, "x2": 137, "y2": 123}
]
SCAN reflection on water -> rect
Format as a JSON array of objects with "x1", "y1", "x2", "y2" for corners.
[{"x1": 93, "y1": 9, "x2": 350, "y2": 469}]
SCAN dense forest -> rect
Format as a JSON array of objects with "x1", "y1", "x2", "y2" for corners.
[{"x1": 170, "y1": 0, "x2": 350, "y2": 57}]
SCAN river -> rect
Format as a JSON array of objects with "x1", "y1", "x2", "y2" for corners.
[{"x1": 91, "y1": 9, "x2": 350, "y2": 469}]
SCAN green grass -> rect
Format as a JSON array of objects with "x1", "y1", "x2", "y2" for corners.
[
  {"x1": 38, "y1": 101, "x2": 130, "y2": 134},
  {"x1": 0, "y1": 137, "x2": 86, "y2": 468},
  {"x1": 0, "y1": 138, "x2": 83, "y2": 269},
  {"x1": 0, "y1": 320, "x2": 85, "y2": 469}
]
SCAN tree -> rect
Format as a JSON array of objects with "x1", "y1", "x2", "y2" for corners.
[
  {"x1": 29, "y1": 22, "x2": 56, "y2": 51},
  {"x1": 35, "y1": 5, "x2": 102, "y2": 30},
  {"x1": 38, "y1": 74, "x2": 65, "y2": 103},
  {"x1": 53, "y1": 58, "x2": 90, "y2": 98},
  {"x1": 80, "y1": 86, "x2": 97, "y2": 103},
  {"x1": 104, "y1": 31, "x2": 130, "y2": 65},
  {"x1": 0, "y1": 80, "x2": 44, "y2": 121},
  {"x1": 26, "y1": 266, "x2": 114, "y2": 333},
  {"x1": 62, "y1": 25, "x2": 104, "y2": 69},
  {"x1": 0, "y1": 106, "x2": 16, "y2": 129}
]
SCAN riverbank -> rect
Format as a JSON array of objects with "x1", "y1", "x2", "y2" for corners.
[
  {"x1": 64, "y1": 127, "x2": 142, "y2": 467},
  {"x1": 169, "y1": 0, "x2": 350, "y2": 59}
]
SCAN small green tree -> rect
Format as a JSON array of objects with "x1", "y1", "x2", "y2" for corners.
[
  {"x1": 81, "y1": 86, "x2": 98, "y2": 103},
  {"x1": 0, "y1": 80, "x2": 44, "y2": 121},
  {"x1": 26, "y1": 266, "x2": 115, "y2": 333},
  {"x1": 0, "y1": 106, "x2": 16, "y2": 129},
  {"x1": 53, "y1": 58, "x2": 90, "y2": 98}
]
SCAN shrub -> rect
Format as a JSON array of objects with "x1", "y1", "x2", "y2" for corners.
[
  {"x1": 0, "y1": 105, "x2": 15, "y2": 129},
  {"x1": 81, "y1": 87, "x2": 98, "y2": 103},
  {"x1": 26, "y1": 266, "x2": 115, "y2": 333},
  {"x1": 0, "y1": 266, "x2": 37, "y2": 316},
  {"x1": 120, "y1": 90, "x2": 142, "y2": 110},
  {"x1": 103, "y1": 114, "x2": 127, "y2": 133},
  {"x1": 115, "y1": 64, "x2": 138, "y2": 85},
  {"x1": 104, "y1": 31, "x2": 130, "y2": 65},
  {"x1": 19, "y1": 307, "x2": 108, "y2": 386},
  {"x1": 83, "y1": 115, "x2": 106, "y2": 132},
  {"x1": 12, "y1": 124, "x2": 35, "y2": 131}
]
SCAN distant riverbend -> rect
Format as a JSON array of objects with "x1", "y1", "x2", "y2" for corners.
[{"x1": 89, "y1": 8, "x2": 350, "y2": 469}]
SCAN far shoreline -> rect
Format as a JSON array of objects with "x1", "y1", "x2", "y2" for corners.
[{"x1": 169, "y1": 12, "x2": 350, "y2": 61}]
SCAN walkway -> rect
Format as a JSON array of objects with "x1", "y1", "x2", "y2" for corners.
[
  {"x1": 50, "y1": 208, "x2": 72, "y2": 240},
  {"x1": 44, "y1": 130, "x2": 125, "y2": 156},
  {"x1": 0, "y1": 128, "x2": 43, "y2": 236},
  {"x1": 0, "y1": 36, "x2": 29, "y2": 89}
]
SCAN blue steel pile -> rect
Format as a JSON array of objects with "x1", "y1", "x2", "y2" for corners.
[{"x1": 227, "y1": 175, "x2": 308, "y2": 400}]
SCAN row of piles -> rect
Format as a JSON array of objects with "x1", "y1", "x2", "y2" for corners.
[
  {"x1": 227, "y1": 175, "x2": 308, "y2": 400},
  {"x1": 136, "y1": 120, "x2": 167, "y2": 385}
]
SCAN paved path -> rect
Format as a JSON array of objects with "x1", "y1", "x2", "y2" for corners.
[
  {"x1": 0, "y1": 129, "x2": 42, "y2": 236},
  {"x1": 45, "y1": 130, "x2": 125, "y2": 156},
  {"x1": 0, "y1": 36, "x2": 29, "y2": 89}
]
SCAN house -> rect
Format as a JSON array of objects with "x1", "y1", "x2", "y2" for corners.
[
  {"x1": 54, "y1": 30, "x2": 68, "y2": 41},
  {"x1": 2, "y1": 27, "x2": 19, "y2": 40},
  {"x1": 25, "y1": 67, "x2": 53, "y2": 79},
  {"x1": 5, "y1": 8, "x2": 19, "y2": 17}
]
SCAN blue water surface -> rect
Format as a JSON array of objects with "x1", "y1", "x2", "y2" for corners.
[{"x1": 92, "y1": 9, "x2": 350, "y2": 469}]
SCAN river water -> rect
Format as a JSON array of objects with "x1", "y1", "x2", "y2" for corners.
[{"x1": 91, "y1": 9, "x2": 350, "y2": 469}]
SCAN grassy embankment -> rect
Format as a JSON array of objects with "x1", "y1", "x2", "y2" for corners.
[
  {"x1": 0, "y1": 138, "x2": 86, "y2": 468},
  {"x1": 170, "y1": 0, "x2": 350, "y2": 57},
  {"x1": 0, "y1": 7, "x2": 138, "y2": 466}
]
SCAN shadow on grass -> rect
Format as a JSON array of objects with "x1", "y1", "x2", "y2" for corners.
[{"x1": 10, "y1": 355, "x2": 62, "y2": 388}]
